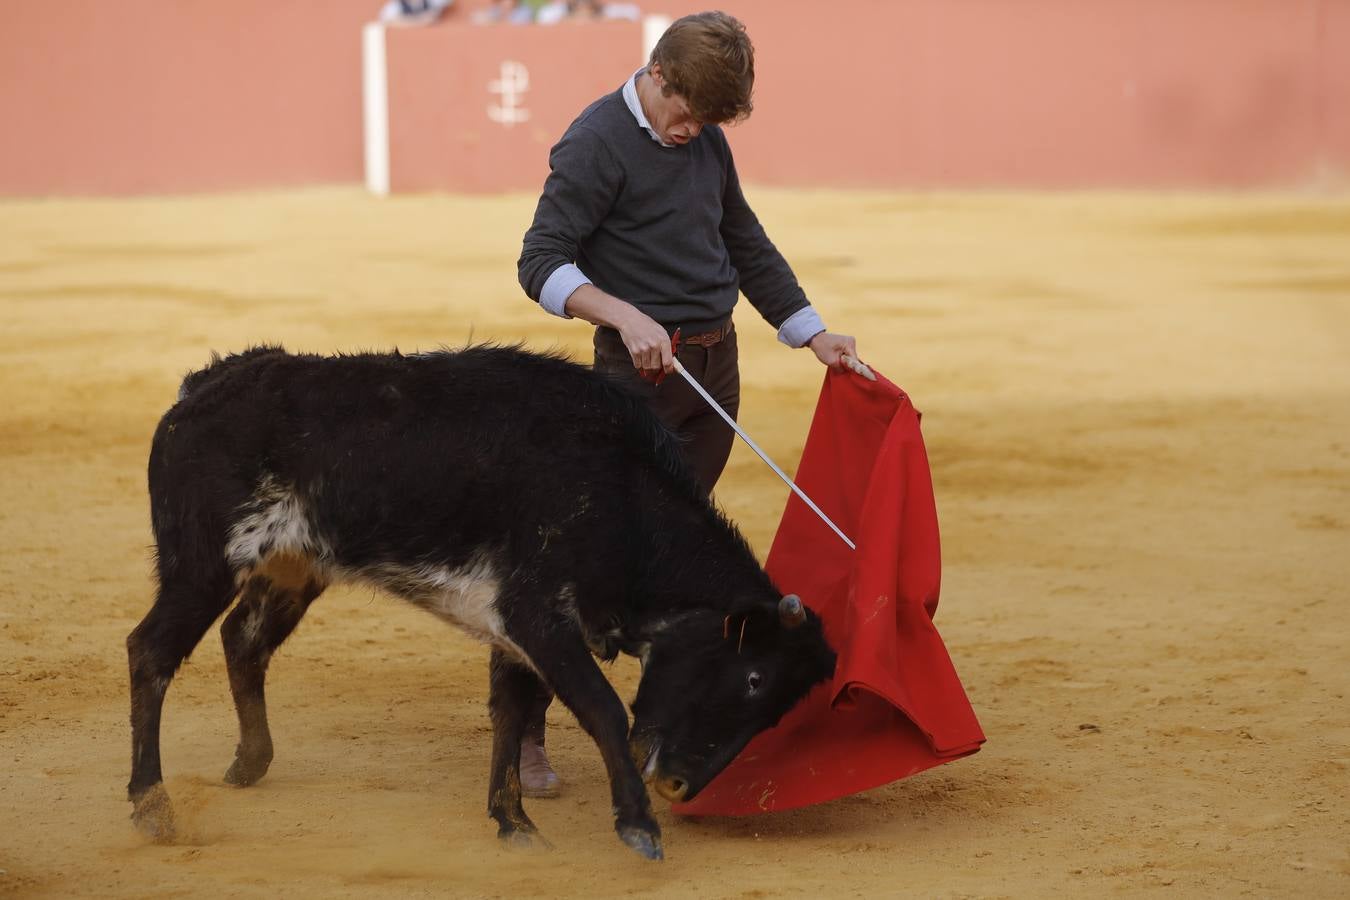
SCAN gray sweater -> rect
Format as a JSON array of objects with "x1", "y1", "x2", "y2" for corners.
[{"x1": 518, "y1": 87, "x2": 809, "y2": 335}]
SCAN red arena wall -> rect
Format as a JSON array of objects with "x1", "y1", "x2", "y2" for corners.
[
  {"x1": 2, "y1": 0, "x2": 1347, "y2": 195},
  {"x1": 379, "y1": 20, "x2": 643, "y2": 193},
  {"x1": 703, "y1": 0, "x2": 1349, "y2": 189},
  {"x1": 0, "y1": 0, "x2": 376, "y2": 196}
]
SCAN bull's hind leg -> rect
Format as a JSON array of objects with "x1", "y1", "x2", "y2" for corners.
[
  {"x1": 220, "y1": 557, "x2": 325, "y2": 787},
  {"x1": 126, "y1": 563, "x2": 237, "y2": 842},
  {"x1": 486, "y1": 649, "x2": 551, "y2": 849}
]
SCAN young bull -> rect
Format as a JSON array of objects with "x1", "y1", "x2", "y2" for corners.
[{"x1": 127, "y1": 345, "x2": 836, "y2": 860}]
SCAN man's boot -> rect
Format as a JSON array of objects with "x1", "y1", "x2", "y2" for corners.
[{"x1": 520, "y1": 688, "x2": 560, "y2": 798}]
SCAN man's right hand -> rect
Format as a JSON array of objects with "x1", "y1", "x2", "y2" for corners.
[
  {"x1": 564, "y1": 285, "x2": 674, "y2": 375},
  {"x1": 617, "y1": 311, "x2": 676, "y2": 375}
]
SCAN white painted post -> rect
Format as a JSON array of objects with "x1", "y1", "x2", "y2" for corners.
[
  {"x1": 642, "y1": 14, "x2": 671, "y2": 64},
  {"x1": 362, "y1": 22, "x2": 390, "y2": 196}
]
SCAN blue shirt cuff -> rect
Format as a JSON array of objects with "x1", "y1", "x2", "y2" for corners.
[
  {"x1": 540, "y1": 264, "x2": 592, "y2": 319},
  {"x1": 777, "y1": 305, "x2": 827, "y2": 348}
]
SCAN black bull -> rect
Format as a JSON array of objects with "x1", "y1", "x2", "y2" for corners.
[{"x1": 127, "y1": 346, "x2": 836, "y2": 860}]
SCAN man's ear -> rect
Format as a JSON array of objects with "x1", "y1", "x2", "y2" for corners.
[{"x1": 649, "y1": 63, "x2": 665, "y2": 88}]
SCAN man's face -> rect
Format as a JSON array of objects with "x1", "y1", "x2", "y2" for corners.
[{"x1": 647, "y1": 65, "x2": 704, "y2": 145}]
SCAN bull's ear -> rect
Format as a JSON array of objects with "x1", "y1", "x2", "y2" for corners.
[{"x1": 779, "y1": 594, "x2": 806, "y2": 629}]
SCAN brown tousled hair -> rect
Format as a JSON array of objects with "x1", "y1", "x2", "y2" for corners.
[{"x1": 649, "y1": 11, "x2": 754, "y2": 125}]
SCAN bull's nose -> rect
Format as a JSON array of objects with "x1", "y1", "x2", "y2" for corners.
[{"x1": 654, "y1": 776, "x2": 688, "y2": 802}]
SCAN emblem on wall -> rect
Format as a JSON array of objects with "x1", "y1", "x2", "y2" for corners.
[{"x1": 487, "y1": 61, "x2": 530, "y2": 127}]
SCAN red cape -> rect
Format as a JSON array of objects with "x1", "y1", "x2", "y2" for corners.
[{"x1": 673, "y1": 368, "x2": 985, "y2": 816}]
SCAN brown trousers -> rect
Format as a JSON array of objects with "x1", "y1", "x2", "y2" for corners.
[
  {"x1": 590, "y1": 322, "x2": 741, "y2": 497},
  {"x1": 525, "y1": 322, "x2": 741, "y2": 743}
]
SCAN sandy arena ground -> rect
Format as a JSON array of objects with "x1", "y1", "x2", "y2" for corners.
[{"x1": 0, "y1": 187, "x2": 1347, "y2": 897}]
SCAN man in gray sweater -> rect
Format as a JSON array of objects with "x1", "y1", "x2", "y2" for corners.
[{"x1": 516, "y1": 10, "x2": 858, "y2": 797}]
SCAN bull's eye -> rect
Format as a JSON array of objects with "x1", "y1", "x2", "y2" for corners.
[{"x1": 747, "y1": 671, "x2": 763, "y2": 696}]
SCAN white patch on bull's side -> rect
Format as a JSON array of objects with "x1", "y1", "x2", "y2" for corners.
[
  {"x1": 225, "y1": 476, "x2": 329, "y2": 574},
  {"x1": 422, "y1": 557, "x2": 501, "y2": 639},
  {"x1": 368, "y1": 553, "x2": 536, "y2": 672}
]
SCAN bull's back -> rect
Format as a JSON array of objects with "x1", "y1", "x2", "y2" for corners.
[{"x1": 150, "y1": 346, "x2": 686, "y2": 557}]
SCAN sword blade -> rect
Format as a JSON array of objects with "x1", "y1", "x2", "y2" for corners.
[{"x1": 672, "y1": 359, "x2": 855, "y2": 551}]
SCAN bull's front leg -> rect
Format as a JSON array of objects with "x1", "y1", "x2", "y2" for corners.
[
  {"x1": 513, "y1": 629, "x2": 663, "y2": 860},
  {"x1": 486, "y1": 649, "x2": 550, "y2": 848}
]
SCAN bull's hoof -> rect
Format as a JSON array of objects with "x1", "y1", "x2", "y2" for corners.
[
  {"x1": 223, "y1": 755, "x2": 271, "y2": 787},
  {"x1": 130, "y1": 783, "x2": 177, "y2": 844},
  {"x1": 497, "y1": 826, "x2": 552, "y2": 851},
  {"x1": 223, "y1": 742, "x2": 272, "y2": 787},
  {"x1": 617, "y1": 825, "x2": 664, "y2": 861}
]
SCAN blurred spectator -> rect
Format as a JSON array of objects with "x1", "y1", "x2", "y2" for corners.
[
  {"x1": 378, "y1": 0, "x2": 453, "y2": 27},
  {"x1": 535, "y1": 0, "x2": 640, "y2": 25},
  {"x1": 472, "y1": 0, "x2": 535, "y2": 24}
]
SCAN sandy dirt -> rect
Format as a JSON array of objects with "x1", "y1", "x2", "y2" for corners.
[{"x1": 0, "y1": 187, "x2": 1347, "y2": 897}]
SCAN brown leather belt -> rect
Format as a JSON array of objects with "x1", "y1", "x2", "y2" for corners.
[{"x1": 681, "y1": 322, "x2": 732, "y2": 348}]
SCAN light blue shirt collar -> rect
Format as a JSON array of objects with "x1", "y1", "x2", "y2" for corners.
[{"x1": 622, "y1": 67, "x2": 674, "y2": 148}]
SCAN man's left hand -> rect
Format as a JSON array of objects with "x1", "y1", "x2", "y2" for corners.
[{"x1": 807, "y1": 331, "x2": 859, "y2": 371}]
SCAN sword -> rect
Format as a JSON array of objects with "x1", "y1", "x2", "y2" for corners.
[{"x1": 671, "y1": 358, "x2": 858, "y2": 551}]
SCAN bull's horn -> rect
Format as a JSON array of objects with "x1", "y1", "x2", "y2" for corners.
[{"x1": 779, "y1": 594, "x2": 806, "y2": 628}]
